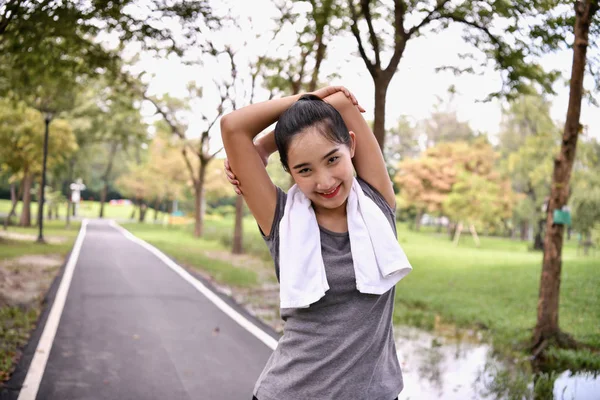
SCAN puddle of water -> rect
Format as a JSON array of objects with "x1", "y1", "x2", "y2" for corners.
[
  {"x1": 394, "y1": 325, "x2": 600, "y2": 400},
  {"x1": 554, "y1": 372, "x2": 600, "y2": 400}
]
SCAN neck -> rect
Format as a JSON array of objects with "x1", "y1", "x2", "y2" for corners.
[{"x1": 313, "y1": 200, "x2": 347, "y2": 219}]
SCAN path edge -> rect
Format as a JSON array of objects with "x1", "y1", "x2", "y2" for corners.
[
  {"x1": 0, "y1": 221, "x2": 88, "y2": 400},
  {"x1": 111, "y1": 221, "x2": 280, "y2": 351}
]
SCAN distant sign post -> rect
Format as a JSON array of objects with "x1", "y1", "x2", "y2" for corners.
[{"x1": 70, "y1": 178, "x2": 86, "y2": 217}]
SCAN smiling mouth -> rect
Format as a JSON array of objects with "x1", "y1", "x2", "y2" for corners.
[{"x1": 318, "y1": 184, "x2": 341, "y2": 199}]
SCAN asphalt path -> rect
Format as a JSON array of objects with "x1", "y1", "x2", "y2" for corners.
[{"x1": 14, "y1": 220, "x2": 276, "y2": 400}]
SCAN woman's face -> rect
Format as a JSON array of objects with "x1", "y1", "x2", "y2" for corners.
[{"x1": 286, "y1": 128, "x2": 356, "y2": 213}]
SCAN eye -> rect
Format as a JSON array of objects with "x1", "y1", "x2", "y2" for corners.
[
  {"x1": 327, "y1": 156, "x2": 340, "y2": 164},
  {"x1": 298, "y1": 167, "x2": 310, "y2": 174}
]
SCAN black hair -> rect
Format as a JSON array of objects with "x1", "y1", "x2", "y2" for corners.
[{"x1": 274, "y1": 94, "x2": 351, "y2": 172}]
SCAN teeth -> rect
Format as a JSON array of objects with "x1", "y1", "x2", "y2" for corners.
[{"x1": 323, "y1": 186, "x2": 337, "y2": 195}]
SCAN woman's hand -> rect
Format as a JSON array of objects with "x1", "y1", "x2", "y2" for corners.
[
  {"x1": 310, "y1": 86, "x2": 366, "y2": 113},
  {"x1": 224, "y1": 142, "x2": 269, "y2": 196}
]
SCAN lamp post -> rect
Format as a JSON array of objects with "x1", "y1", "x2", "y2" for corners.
[{"x1": 37, "y1": 112, "x2": 53, "y2": 243}]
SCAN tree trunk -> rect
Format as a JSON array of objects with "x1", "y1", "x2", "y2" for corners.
[
  {"x1": 130, "y1": 200, "x2": 137, "y2": 220},
  {"x1": 19, "y1": 172, "x2": 33, "y2": 227},
  {"x1": 3, "y1": 182, "x2": 22, "y2": 230},
  {"x1": 99, "y1": 182, "x2": 108, "y2": 218},
  {"x1": 138, "y1": 201, "x2": 147, "y2": 223},
  {"x1": 447, "y1": 221, "x2": 455, "y2": 240},
  {"x1": 194, "y1": 160, "x2": 208, "y2": 238},
  {"x1": 373, "y1": 77, "x2": 391, "y2": 151},
  {"x1": 532, "y1": 0, "x2": 598, "y2": 348},
  {"x1": 520, "y1": 220, "x2": 529, "y2": 241},
  {"x1": 533, "y1": 218, "x2": 545, "y2": 250},
  {"x1": 100, "y1": 141, "x2": 118, "y2": 219},
  {"x1": 153, "y1": 198, "x2": 161, "y2": 221},
  {"x1": 414, "y1": 210, "x2": 423, "y2": 231},
  {"x1": 232, "y1": 196, "x2": 244, "y2": 254}
]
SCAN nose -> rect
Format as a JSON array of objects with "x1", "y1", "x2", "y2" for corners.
[{"x1": 315, "y1": 170, "x2": 336, "y2": 192}]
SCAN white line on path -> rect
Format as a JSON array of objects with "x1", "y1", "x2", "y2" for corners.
[
  {"x1": 18, "y1": 220, "x2": 88, "y2": 400},
  {"x1": 109, "y1": 221, "x2": 279, "y2": 351}
]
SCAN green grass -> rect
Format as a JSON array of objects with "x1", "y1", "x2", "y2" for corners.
[
  {"x1": 0, "y1": 305, "x2": 39, "y2": 382},
  {"x1": 123, "y1": 221, "x2": 260, "y2": 287},
  {"x1": 0, "y1": 220, "x2": 81, "y2": 259},
  {"x1": 0, "y1": 219, "x2": 81, "y2": 384},
  {"x1": 0, "y1": 199, "x2": 169, "y2": 221},
  {"x1": 391, "y1": 224, "x2": 600, "y2": 351}
]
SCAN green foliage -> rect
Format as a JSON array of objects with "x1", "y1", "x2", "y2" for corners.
[
  {"x1": 0, "y1": 100, "x2": 78, "y2": 177},
  {"x1": 396, "y1": 139, "x2": 515, "y2": 231},
  {"x1": 500, "y1": 94, "x2": 560, "y2": 233},
  {"x1": 571, "y1": 188, "x2": 600, "y2": 236},
  {"x1": 545, "y1": 347, "x2": 600, "y2": 371}
]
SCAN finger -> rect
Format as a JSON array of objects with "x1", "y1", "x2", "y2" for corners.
[
  {"x1": 235, "y1": 188, "x2": 242, "y2": 195},
  {"x1": 358, "y1": 105, "x2": 366, "y2": 113},
  {"x1": 224, "y1": 159, "x2": 229, "y2": 169}
]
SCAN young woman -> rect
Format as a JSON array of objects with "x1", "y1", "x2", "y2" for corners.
[{"x1": 221, "y1": 86, "x2": 409, "y2": 400}]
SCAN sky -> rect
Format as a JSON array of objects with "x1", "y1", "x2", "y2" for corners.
[{"x1": 129, "y1": 0, "x2": 600, "y2": 154}]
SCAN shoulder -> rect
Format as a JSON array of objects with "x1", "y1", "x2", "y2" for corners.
[
  {"x1": 357, "y1": 177, "x2": 396, "y2": 226},
  {"x1": 259, "y1": 186, "x2": 287, "y2": 240}
]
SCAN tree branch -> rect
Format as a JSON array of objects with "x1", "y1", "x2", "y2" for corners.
[
  {"x1": 384, "y1": 0, "x2": 408, "y2": 76},
  {"x1": 209, "y1": 147, "x2": 224, "y2": 160},
  {"x1": 360, "y1": 0, "x2": 381, "y2": 68},
  {"x1": 407, "y1": 0, "x2": 451, "y2": 38},
  {"x1": 347, "y1": 0, "x2": 376, "y2": 77},
  {"x1": 447, "y1": 15, "x2": 503, "y2": 48},
  {"x1": 181, "y1": 147, "x2": 198, "y2": 185},
  {"x1": 144, "y1": 95, "x2": 184, "y2": 138}
]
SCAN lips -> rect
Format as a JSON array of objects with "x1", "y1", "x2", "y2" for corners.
[{"x1": 318, "y1": 184, "x2": 341, "y2": 199}]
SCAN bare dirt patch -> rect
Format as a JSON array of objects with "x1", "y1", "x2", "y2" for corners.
[
  {"x1": 0, "y1": 254, "x2": 64, "y2": 307},
  {"x1": 0, "y1": 231, "x2": 67, "y2": 245}
]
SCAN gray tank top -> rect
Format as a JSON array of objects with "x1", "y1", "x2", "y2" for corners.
[{"x1": 254, "y1": 177, "x2": 404, "y2": 400}]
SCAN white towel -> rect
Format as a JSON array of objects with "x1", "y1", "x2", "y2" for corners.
[{"x1": 279, "y1": 177, "x2": 412, "y2": 309}]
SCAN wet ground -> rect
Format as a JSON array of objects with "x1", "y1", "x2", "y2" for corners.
[{"x1": 395, "y1": 325, "x2": 600, "y2": 400}]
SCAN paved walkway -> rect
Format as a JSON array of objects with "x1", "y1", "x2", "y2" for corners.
[{"x1": 13, "y1": 220, "x2": 276, "y2": 400}]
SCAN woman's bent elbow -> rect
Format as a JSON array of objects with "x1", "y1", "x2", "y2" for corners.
[{"x1": 220, "y1": 114, "x2": 232, "y2": 137}]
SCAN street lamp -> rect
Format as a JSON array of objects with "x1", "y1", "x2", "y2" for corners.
[{"x1": 37, "y1": 111, "x2": 54, "y2": 243}]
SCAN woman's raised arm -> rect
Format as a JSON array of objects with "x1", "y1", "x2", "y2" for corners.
[
  {"x1": 324, "y1": 92, "x2": 395, "y2": 208},
  {"x1": 220, "y1": 94, "x2": 301, "y2": 236}
]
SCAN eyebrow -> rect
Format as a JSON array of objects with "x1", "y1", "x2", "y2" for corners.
[{"x1": 292, "y1": 148, "x2": 340, "y2": 170}]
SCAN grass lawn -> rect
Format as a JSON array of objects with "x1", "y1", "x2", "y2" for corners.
[
  {"x1": 391, "y1": 225, "x2": 600, "y2": 353},
  {"x1": 123, "y1": 220, "x2": 262, "y2": 287},
  {"x1": 125, "y1": 215, "x2": 600, "y2": 371},
  {"x1": 0, "y1": 220, "x2": 81, "y2": 383}
]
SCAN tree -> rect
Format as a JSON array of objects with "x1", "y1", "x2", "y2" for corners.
[
  {"x1": 395, "y1": 139, "x2": 514, "y2": 234},
  {"x1": 444, "y1": 169, "x2": 515, "y2": 245},
  {"x1": 261, "y1": 0, "x2": 343, "y2": 96},
  {"x1": 145, "y1": 83, "x2": 225, "y2": 237},
  {"x1": 0, "y1": 0, "x2": 216, "y2": 239},
  {"x1": 384, "y1": 115, "x2": 420, "y2": 190},
  {"x1": 346, "y1": 0, "x2": 560, "y2": 150},
  {"x1": 115, "y1": 130, "x2": 187, "y2": 222},
  {"x1": 95, "y1": 86, "x2": 148, "y2": 218},
  {"x1": 422, "y1": 103, "x2": 476, "y2": 147},
  {"x1": 571, "y1": 188, "x2": 600, "y2": 254},
  {"x1": 0, "y1": 100, "x2": 77, "y2": 226},
  {"x1": 500, "y1": 95, "x2": 560, "y2": 246},
  {"x1": 532, "y1": 0, "x2": 600, "y2": 352}
]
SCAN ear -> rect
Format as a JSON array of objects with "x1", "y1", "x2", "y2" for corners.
[{"x1": 348, "y1": 131, "x2": 356, "y2": 158}]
